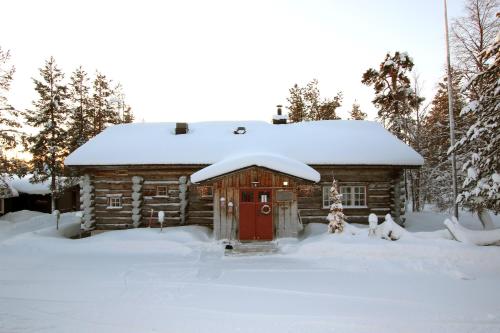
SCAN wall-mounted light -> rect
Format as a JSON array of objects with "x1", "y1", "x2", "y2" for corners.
[
  {"x1": 283, "y1": 181, "x2": 289, "y2": 186},
  {"x1": 220, "y1": 197, "x2": 226, "y2": 207}
]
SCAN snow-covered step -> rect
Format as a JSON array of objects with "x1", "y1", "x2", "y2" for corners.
[{"x1": 225, "y1": 242, "x2": 278, "y2": 256}]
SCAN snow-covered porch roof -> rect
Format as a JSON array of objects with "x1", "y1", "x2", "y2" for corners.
[{"x1": 190, "y1": 153, "x2": 321, "y2": 183}]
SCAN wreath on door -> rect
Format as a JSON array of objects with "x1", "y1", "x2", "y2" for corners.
[{"x1": 260, "y1": 204, "x2": 271, "y2": 215}]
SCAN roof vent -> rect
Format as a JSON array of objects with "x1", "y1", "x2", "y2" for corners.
[
  {"x1": 233, "y1": 126, "x2": 246, "y2": 135},
  {"x1": 272, "y1": 105, "x2": 288, "y2": 124},
  {"x1": 175, "y1": 122, "x2": 188, "y2": 135}
]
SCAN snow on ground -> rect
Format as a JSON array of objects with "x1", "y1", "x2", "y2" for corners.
[{"x1": 0, "y1": 210, "x2": 500, "y2": 333}]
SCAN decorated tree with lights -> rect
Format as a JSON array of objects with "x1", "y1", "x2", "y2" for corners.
[{"x1": 327, "y1": 177, "x2": 345, "y2": 233}]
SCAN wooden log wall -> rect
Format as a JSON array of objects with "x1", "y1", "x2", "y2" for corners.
[
  {"x1": 80, "y1": 166, "x2": 209, "y2": 230},
  {"x1": 298, "y1": 166, "x2": 405, "y2": 225},
  {"x1": 77, "y1": 164, "x2": 409, "y2": 233}
]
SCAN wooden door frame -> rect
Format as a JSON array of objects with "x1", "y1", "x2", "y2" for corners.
[{"x1": 238, "y1": 188, "x2": 274, "y2": 241}]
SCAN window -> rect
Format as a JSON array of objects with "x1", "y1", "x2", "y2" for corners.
[
  {"x1": 340, "y1": 186, "x2": 366, "y2": 207},
  {"x1": 106, "y1": 194, "x2": 122, "y2": 209},
  {"x1": 156, "y1": 186, "x2": 168, "y2": 197},
  {"x1": 197, "y1": 186, "x2": 213, "y2": 198},
  {"x1": 241, "y1": 191, "x2": 254, "y2": 202},
  {"x1": 258, "y1": 191, "x2": 271, "y2": 203},
  {"x1": 322, "y1": 185, "x2": 366, "y2": 208}
]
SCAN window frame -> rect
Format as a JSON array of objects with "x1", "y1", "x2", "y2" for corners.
[
  {"x1": 322, "y1": 184, "x2": 367, "y2": 209},
  {"x1": 106, "y1": 194, "x2": 123, "y2": 209},
  {"x1": 156, "y1": 186, "x2": 168, "y2": 197},
  {"x1": 198, "y1": 185, "x2": 213, "y2": 198}
]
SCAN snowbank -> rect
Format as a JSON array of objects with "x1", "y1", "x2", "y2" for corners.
[
  {"x1": 65, "y1": 120, "x2": 424, "y2": 167},
  {"x1": 1, "y1": 210, "x2": 500, "y2": 333},
  {"x1": 0, "y1": 210, "x2": 81, "y2": 241},
  {"x1": 191, "y1": 152, "x2": 321, "y2": 183}
]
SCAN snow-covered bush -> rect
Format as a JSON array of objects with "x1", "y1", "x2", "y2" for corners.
[
  {"x1": 327, "y1": 177, "x2": 346, "y2": 233},
  {"x1": 368, "y1": 213, "x2": 378, "y2": 237}
]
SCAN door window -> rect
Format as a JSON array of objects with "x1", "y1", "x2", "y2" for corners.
[
  {"x1": 258, "y1": 191, "x2": 271, "y2": 203},
  {"x1": 241, "y1": 191, "x2": 254, "y2": 202}
]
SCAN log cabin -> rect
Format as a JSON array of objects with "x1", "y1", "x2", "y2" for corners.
[{"x1": 64, "y1": 112, "x2": 423, "y2": 241}]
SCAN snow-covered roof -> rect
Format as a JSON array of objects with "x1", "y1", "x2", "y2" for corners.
[
  {"x1": 65, "y1": 120, "x2": 424, "y2": 167},
  {"x1": 1, "y1": 176, "x2": 51, "y2": 197},
  {"x1": 191, "y1": 153, "x2": 321, "y2": 183}
]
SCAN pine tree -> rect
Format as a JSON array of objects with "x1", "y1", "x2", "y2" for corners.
[
  {"x1": 453, "y1": 30, "x2": 500, "y2": 216},
  {"x1": 287, "y1": 84, "x2": 306, "y2": 122},
  {"x1": 90, "y1": 72, "x2": 119, "y2": 136},
  {"x1": 287, "y1": 79, "x2": 342, "y2": 122},
  {"x1": 349, "y1": 101, "x2": 367, "y2": 120},
  {"x1": 122, "y1": 106, "x2": 134, "y2": 123},
  {"x1": 315, "y1": 93, "x2": 342, "y2": 120},
  {"x1": 361, "y1": 52, "x2": 424, "y2": 142},
  {"x1": 67, "y1": 66, "x2": 91, "y2": 153},
  {"x1": 25, "y1": 57, "x2": 69, "y2": 212},
  {"x1": 110, "y1": 82, "x2": 133, "y2": 123},
  {"x1": 421, "y1": 68, "x2": 466, "y2": 210},
  {"x1": 0, "y1": 47, "x2": 25, "y2": 178},
  {"x1": 327, "y1": 177, "x2": 346, "y2": 233}
]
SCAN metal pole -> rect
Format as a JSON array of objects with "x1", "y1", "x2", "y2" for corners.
[{"x1": 444, "y1": 0, "x2": 459, "y2": 219}]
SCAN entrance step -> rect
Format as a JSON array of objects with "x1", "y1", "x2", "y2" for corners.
[{"x1": 225, "y1": 242, "x2": 279, "y2": 256}]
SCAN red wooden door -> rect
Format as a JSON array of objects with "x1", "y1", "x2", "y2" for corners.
[{"x1": 239, "y1": 189, "x2": 273, "y2": 241}]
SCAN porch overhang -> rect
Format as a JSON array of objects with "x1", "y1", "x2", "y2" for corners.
[{"x1": 190, "y1": 153, "x2": 321, "y2": 184}]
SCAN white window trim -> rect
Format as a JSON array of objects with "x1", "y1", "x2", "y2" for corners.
[
  {"x1": 106, "y1": 193, "x2": 123, "y2": 209},
  {"x1": 340, "y1": 185, "x2": 367, "y2": 208},
  {"x1": 155, "y1": 186, "x2": 169, "y2": 198},
  {"x1": 322, "y1": 185, "x2": 367, "y2": 209}
]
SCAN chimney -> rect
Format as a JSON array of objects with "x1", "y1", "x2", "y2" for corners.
[
  {"x1": 272, "y1": 105, "x2": 288, "y2": 125},
  {"x1": 175, "y1": 122, "x2": 188, "y2": 135}
]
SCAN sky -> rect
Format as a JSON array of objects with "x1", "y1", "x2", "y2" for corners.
[{"x1": 1, "y1": 0, "x2": 465, "y2": 123}]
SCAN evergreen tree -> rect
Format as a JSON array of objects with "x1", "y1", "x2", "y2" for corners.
[
  {"x1": 0, "y1": 47, "x2": 25, "y2": 178},
  {"x1": 315, "y1": 93, "x2": 342, "y2": 120},
  {"x1": 349, "y1": 101, "x2": 367, "y2": 120},
  {"x1": 327, "y1": 177, "x2": 346, "y2": 233},
  {"x1": 303, "y1": 79, "x2": 321, "y2": 120},
  {"x1": 286, "y1": 79, "x2": 342, "y2": 122},
  {"x1": 420, "y1": 68, "x2": 466, "y2": 210},
  {"x1": 453, "y1": 30, "x2": 500, "y2": 217},
  {"x1": 361, "y1": 52, "x2": 424, "y2": 142},
  {"x1": 286, "y1": 84, "x2": 306, "y2": 122},
  {"x1": 90, "y1": 72, "x2": 119, "y2": 136},
  {"x1": 25, "y1": 57, "x2": 69, "y2": 212},
  {"x1": 122, "y1": 106, "x2": 134, "y2": 123},
  {"x1": 67, "y1": 66, "x2": 91, "y2": 152},
  {"x1": 110, "y1": 82, "x2": 133, "y2": 123}
]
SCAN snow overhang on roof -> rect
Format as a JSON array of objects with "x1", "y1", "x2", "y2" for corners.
[
  {"x1": 1, "y1": 175, "x2": 51, "y2": 196},
  {"x1": 190, "y1": 153, "x2": 321, "y2": 183}
]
